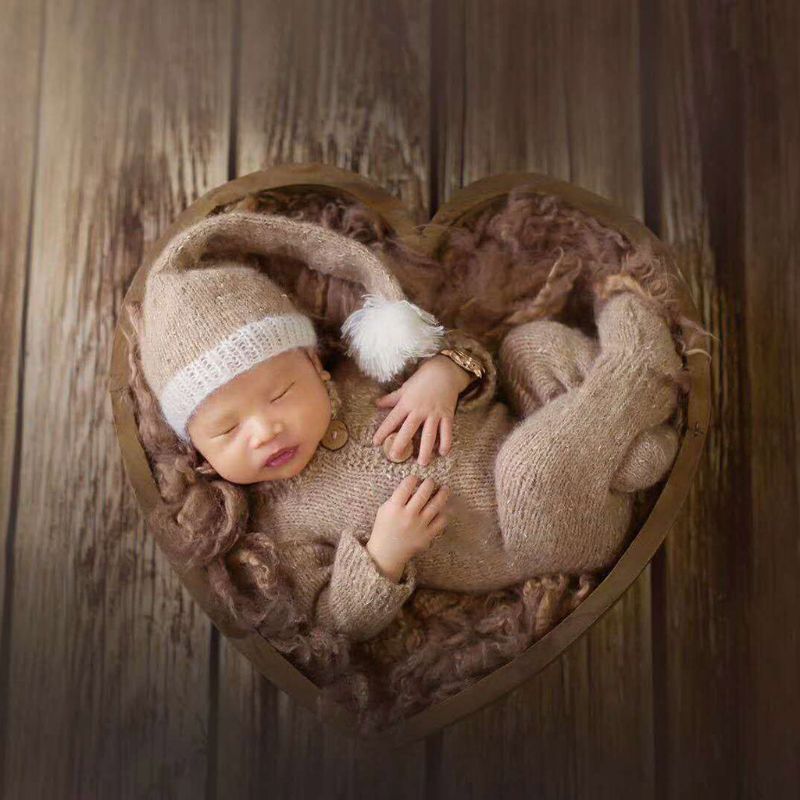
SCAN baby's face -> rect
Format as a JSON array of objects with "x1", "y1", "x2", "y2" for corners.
[{"x1": 186, "y1": 346, "x2": 331, "y2": 485}]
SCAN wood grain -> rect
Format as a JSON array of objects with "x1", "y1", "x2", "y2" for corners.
[
  {"x1": 0, "y1": 0, "x2": 45, "y2": 790},
  {"x1": 2, "y1": 0, "x2": 797, "y2": 795},
  {"x1": 1, "y1": 1, "x2": 233, "y2": 797},
  {"x1": 215, "y1": 1, "x2": 432, "y2": 797},
  {"x1": 643, "y1": 1, "x2": 749, "y2": 795},
  {"x1": 741, "y1": 1, "x2": 800, "y2": 795},
  {"x1": 432, "y1": 2, "x2": 655, "y2": 797}
]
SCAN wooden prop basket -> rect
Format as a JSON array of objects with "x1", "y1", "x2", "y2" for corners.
[{"x1": 108, "y1": 163, "x2": 710, "y2": 747}]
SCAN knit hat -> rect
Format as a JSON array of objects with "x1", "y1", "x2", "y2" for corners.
[{"x1": 139, "y1": 210, "x2": 447, "y2": 443}]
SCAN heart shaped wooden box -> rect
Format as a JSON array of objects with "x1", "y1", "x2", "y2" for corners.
[{"x1": 108, "y1": 163, "x2": 710, "y2": 747}]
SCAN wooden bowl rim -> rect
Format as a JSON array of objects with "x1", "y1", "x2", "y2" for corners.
[{"x1": 108, "y1": 161, "x2": 711, "y2": 748}]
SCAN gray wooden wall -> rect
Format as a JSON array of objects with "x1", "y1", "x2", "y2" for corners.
[{"x1": 1, "y1": 0, "x2": 797, "y2": 798}]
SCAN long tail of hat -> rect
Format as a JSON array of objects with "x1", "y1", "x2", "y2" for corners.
[{"x1": 150, "y1": 210, "x2": 446, "y2": 382}]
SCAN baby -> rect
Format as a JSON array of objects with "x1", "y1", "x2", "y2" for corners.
[{"x1": 140, "y1": 211, "x2": 683, "y2": 642}]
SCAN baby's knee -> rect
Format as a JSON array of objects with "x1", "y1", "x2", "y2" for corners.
[
  {"x1": 499, "y1": 319, "x2": 596, "y2": 370},
  {"x1": 498, "y1": 320, "x2": 599, "y2": 414}
]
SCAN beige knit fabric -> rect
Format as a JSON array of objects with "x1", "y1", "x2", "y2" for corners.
[
  {"x1": 140, "y1": 211, "x2": 449, "y2": 442},
  {"x1": 253, "y1": 290, "x2": 682, "y2": 642},
  {"x1": 141, "y1": 259, "x2": 317, "y2": 442},
  {"x1": 497, "y1": 317, "x2": 680, "y2": 493}
]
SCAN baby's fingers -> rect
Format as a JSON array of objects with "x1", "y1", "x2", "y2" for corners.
[
  {"x1": 372, "y1": 405, "x2": 407, "y2": 445},
  {"x1": 438, "y1": 416, "x2": 453, "y2": 456},
  {"x1": 389, "y1": 414, "x2": 421, "y2": 460},
  {"x1": 390, "y1": 474, "x2": 421, "y2": 504},
  {"x1": 427, "y1": 513, "x2": 449, "y2": 539},
  {"x1": 421, "y1": 485, "x2": 450, "y2": 520},
  {"x1": 417, "y1": 416, "x2": 440, "y2": 466},
  {"x1": 406, "y1": 477, "x2": 439, "y2": 514},
  {"x1": 375, "y1": 389, "x2": 401, "y2": 407}
]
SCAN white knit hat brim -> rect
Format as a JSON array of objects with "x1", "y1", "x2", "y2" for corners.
[{"x1": 160, "y1": 312, "x2": 317, "y2": 442}]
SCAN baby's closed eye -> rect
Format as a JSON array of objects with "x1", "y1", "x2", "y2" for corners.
[{"x1": 271, "y1": 382, "x2": 294, "y2": 402}]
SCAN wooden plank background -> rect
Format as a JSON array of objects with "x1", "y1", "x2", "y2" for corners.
[{"x1": 1, "y1": 0, "x2": 796, "y2": 797}]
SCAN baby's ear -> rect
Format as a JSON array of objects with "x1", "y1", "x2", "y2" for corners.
[{"x1": 304, "y1": 345, "x2": 325, "y2": 374}]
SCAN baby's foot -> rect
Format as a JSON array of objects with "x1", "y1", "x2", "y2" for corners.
[
  {"x1": 610, "y1": 423, "x2": 680, "y2": 493},
  {"x1": 590, "y1": 283, "x2": 684, "y2": 431},
  {"x1": 595, "y1": 289, "x2": 683, "y2": 380}
]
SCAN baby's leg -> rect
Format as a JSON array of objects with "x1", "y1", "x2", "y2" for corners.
[
  {"x1": 493, "y1": 291, "x2": 683, "y2": 575},
  {"x1": 498, "y1": 318, "x2": 679, "y2": 495},
  {"x1": 498, "y1": 320, "x2": 599, "y2": 418}
]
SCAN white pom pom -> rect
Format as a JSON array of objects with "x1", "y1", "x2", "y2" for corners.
[{"x1": 340, "y1": 295, "x2": 446, "y2": 382}]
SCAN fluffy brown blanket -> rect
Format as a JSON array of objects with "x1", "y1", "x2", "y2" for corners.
[{"x1": 124, "y1": 183, "x2": 706, "y2": 734}]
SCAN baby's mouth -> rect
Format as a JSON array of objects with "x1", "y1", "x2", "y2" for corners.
[{"x1": 263, "y1": 445, "x2": 299, "y2": 468}]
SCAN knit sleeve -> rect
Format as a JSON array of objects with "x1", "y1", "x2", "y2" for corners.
[
  {"x1": 438, "y1": 327, "x2": 498, "y2": 412},
  {"x1": 277, "y1": 528, "x2": 417, "y2": 643}
]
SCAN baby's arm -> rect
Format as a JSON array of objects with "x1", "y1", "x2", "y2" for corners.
[
  {"x1": 367, "y1": 474, "x2": 449, "y2": 580},
  {"x1": 371, "y1": 327, "x2": 499, "y2": 466},
  {"x1": 277, "y1": 475, "x2": 449, "y2": 643},
  {"x1": 437, "y1": 328, "x2": 498, "y2": 411},
  {"x1": 278, "y1": 528, "x2": 417, "y2": 643},
  {"x1": 383, "y1": 327, "x2": 497, "y2": 413}
]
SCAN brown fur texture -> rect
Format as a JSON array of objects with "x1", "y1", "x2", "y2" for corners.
[{"x1": 122, "y1": 184, "x2": 711, "y2": 733}]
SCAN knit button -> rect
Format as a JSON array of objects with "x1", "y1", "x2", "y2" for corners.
[
  {"x1": 383, "y1": 432, "x2": 413, "y2": 463},
  {"x1": 320, "y1": 419, "x2": 348, "y2": 450}
]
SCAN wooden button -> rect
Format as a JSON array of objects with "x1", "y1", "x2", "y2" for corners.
[
  {"x1": 383, "y1": 432, "x2": 413, "y2": 463},
  {"x1": 321, "y1": 419, "x2": 348, "y2": 450}
]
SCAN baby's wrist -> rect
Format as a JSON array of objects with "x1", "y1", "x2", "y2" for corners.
[
  {"x1": 366, "y1": 538, "x2": 409, "y2": 583},
  {"x1": 431, "y1": 353, "x2": 476, "y2": 392}
]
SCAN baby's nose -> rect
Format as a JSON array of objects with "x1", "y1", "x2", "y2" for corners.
[{"x1": 250, "y1": 419, "x2": 283, "y2": 446}]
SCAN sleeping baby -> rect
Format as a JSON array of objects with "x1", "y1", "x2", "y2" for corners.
[{"x1": 139, "y1": 210, "x2": 683, "y2": 642}]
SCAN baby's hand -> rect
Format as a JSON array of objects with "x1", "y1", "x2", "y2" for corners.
[
  {"x1": 366, "y1": 476, "x2": 450, "y2": 580},
  {"x1": 372, "y1": 355, "x2": 475, "y2": 466}
]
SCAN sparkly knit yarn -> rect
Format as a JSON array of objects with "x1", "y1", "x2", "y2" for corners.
[
  {"x1": 254, "y1": 291, "x2": 683, "y2": 642},
  {"x1": 139, "y1": 211, "x2": 450, "y2": 442}
]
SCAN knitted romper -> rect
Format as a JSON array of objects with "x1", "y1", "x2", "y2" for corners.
[{"x1": 252, "y1": 289, "x2": 683, "y2": 642}]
